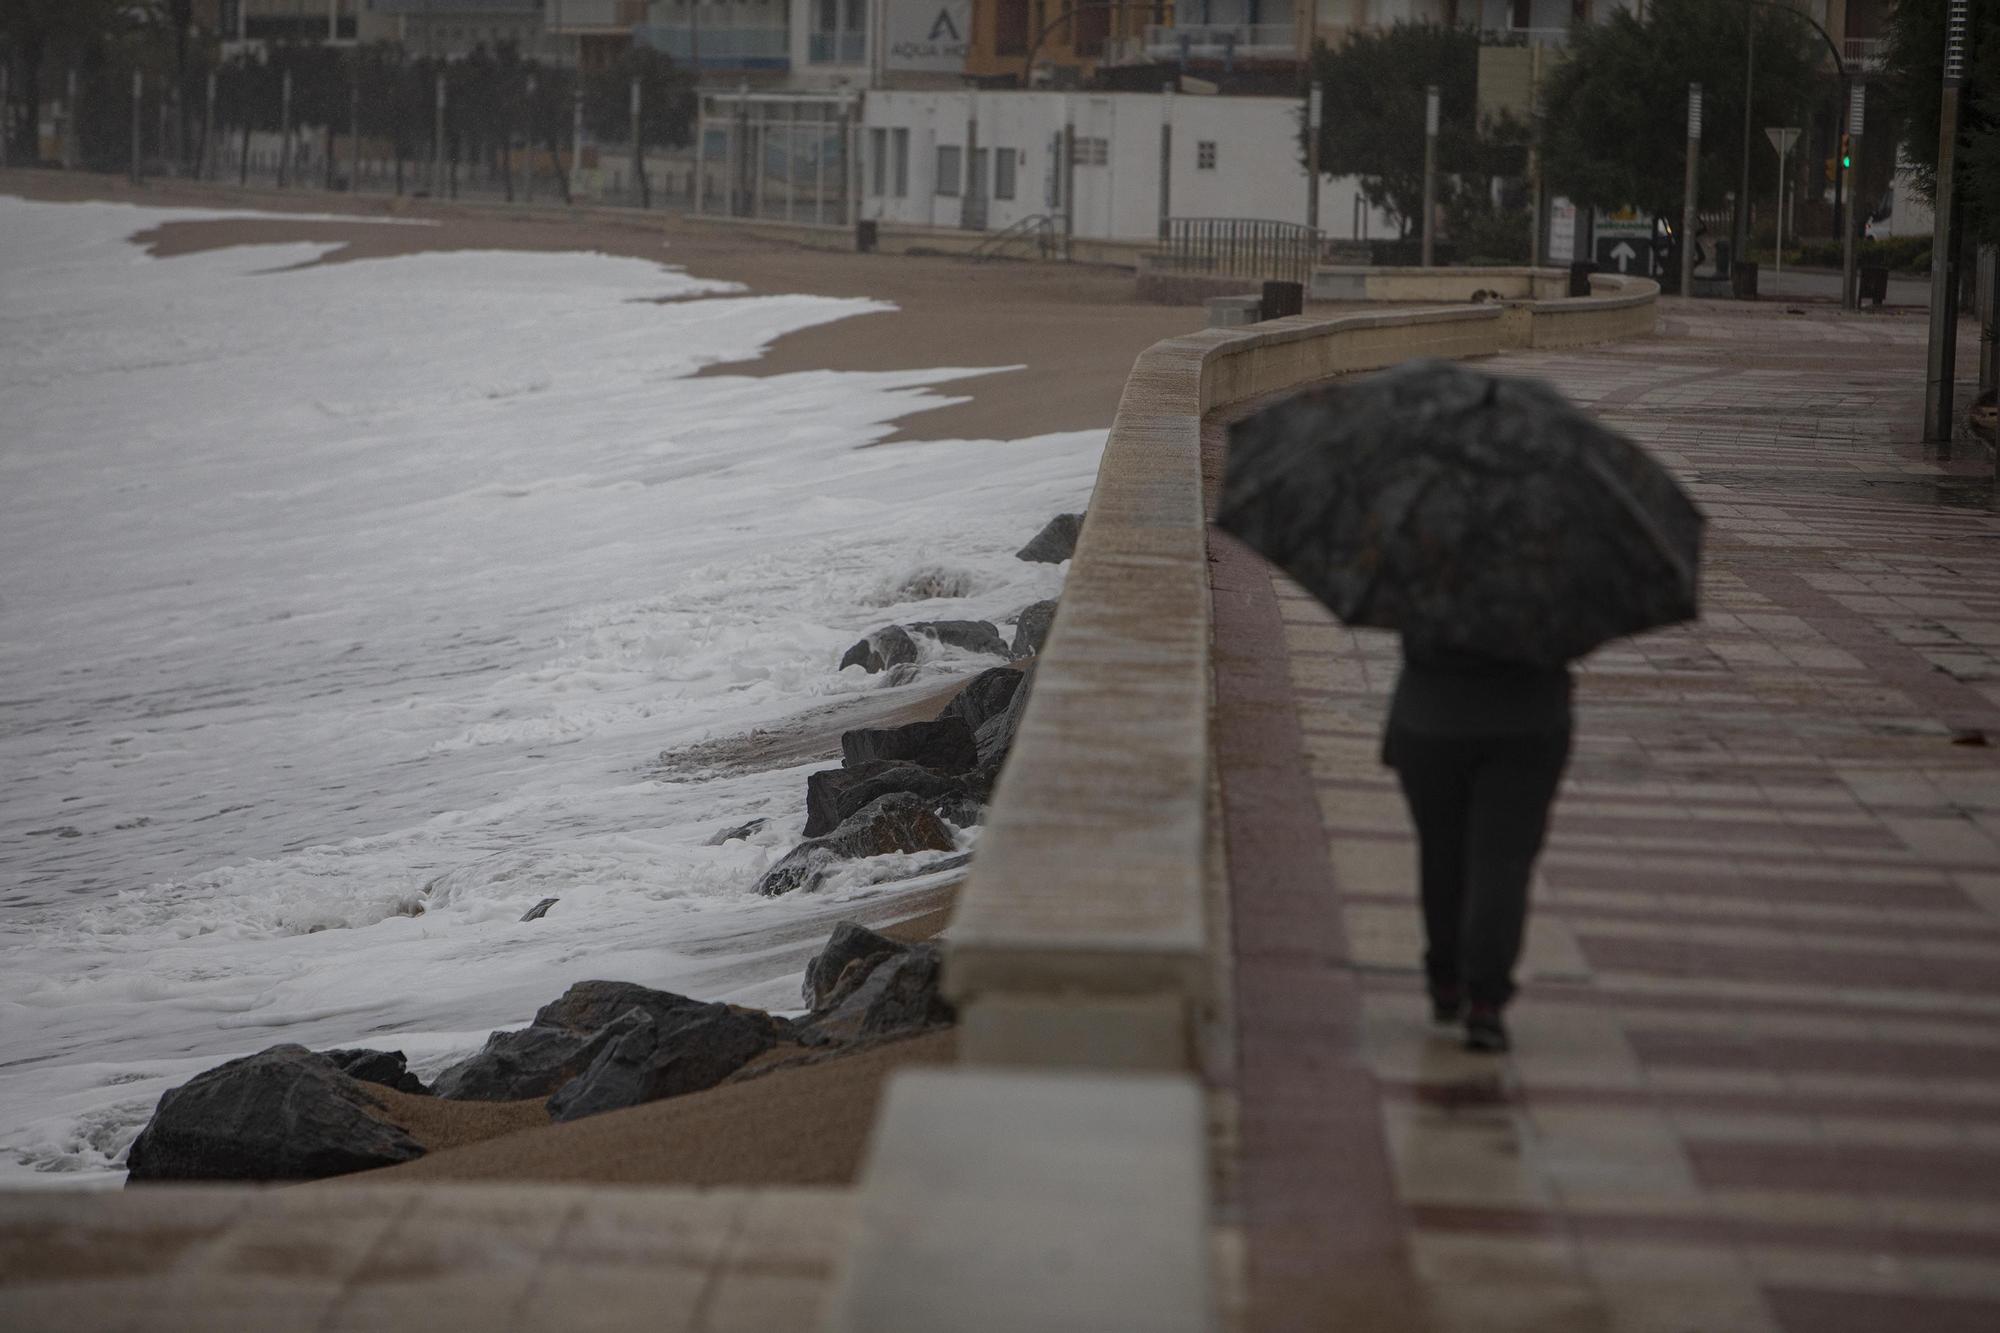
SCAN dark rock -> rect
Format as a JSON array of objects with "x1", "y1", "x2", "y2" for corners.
[
  {"x1": 802, "y1": 945, "x2": 955, "y2": 1043},
  {"x1": 1009, "y1": 599, "x2": 1059, "y2": 659},
  {"x1": 934, "y1": 795, "x2": 987, "y2": 828},
  {"x1": 841, "y1": 716, "x2": 978, "y2": 773},
  {"x1": 801, "y1": 922, "x2": 908, "y2": 1009},
  {"x1": 546, "y1": 1004, "x2": 776, "y2": 1123},
  {"x1": 973, "y1": 664, "x2": 1035, "y2": 771},
  {"x1": 804, "y1": 761, "x2": 980, "y2": 838},
  {"x1": 431, "y1": 1022, "x2": 630, "y2": 1102},
  {"x1": 520, "y1": 897, "x2": 558, "y2": 922},
  {"x1": 757, "y1": 793, "x2": 957, "y2": 897},
  {"x1": 838, "y1": 625, "x2": 919, "y2": 674},
  {"x1": 322, "y1": 1048, "x2": 430, "y2": 1097},
  {"x1": 882, "y1": 662, "x2": 922, "y2": 687},
  {"x1": 908, "y1": 620, "x2": 1010, "y2": 658},
  {"x1": 1016, "y1": 513, "x2": 1083, "y2": 563},
  {"x1": 936, "y1": 666, "x2": 1024, "y2": 731},
  {"x1": 534, "y1": 980, "x2": 726, "y2": 1036},
  {"x1": 125, "y1": 1045, "x2": 424, "y2": 1183},
  {"x1": 704, "y1": 817, "x2": 769, "y2": 846}
]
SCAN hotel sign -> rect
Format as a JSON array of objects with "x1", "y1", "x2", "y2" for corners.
[{"x1": 887, "y1": 0, "x2": 972, "y2": 72}]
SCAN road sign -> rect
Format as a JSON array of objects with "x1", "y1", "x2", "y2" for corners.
[
  {"x1": 1593, "y1": 211, "x2": 1654, "y2": 276},
  {"x1": 1764, "y1": 126, "x2": 1800, "y2": 158}
]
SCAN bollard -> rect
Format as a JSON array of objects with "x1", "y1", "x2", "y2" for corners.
[{"x1": 1260, "y1": 280, "x2": 1304, "y2": 322}]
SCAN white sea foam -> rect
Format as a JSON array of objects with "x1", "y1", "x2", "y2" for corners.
[{"x1": 0, "y1": 197, "x2": 1099, "y2": 1184}]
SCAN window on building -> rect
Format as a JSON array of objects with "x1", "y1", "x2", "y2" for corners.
[
  {"x1": 995, "y1": 0, "x2": 1030, "y2": 55},
  {"x1": 1076, "y1": 136, "x2": 1108, "y2": 166},
  {"x1": 871, "y1": 127, "x2": 888, "y2": 197},
  {"x1": 994, "y1": 147, "x2": 1017, "y2": 200},
  {"x1": 893, "y1": 128, "x2": 910, "y2": 197},
  {"x1": 1196, "y1": 140, "x2": 1217, "y2": 170},
  {"x1": 935, "y1": 145, "x2": 963, "y2": 196},
  {"x1": 810, "y1": 0, "x2": 868, "y2": 63}
]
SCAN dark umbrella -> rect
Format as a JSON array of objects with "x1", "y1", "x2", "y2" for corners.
[{"x1": 1214, "y1": 359, "x2": 1704, "y2": 665}]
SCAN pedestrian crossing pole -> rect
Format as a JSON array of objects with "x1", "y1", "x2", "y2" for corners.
[
  {"x1": 1842, "y1": 83, "x2": 1864, "y2": 312},
  {"x1": 1681, "y1": 83, "x2": 1701, "y2": 301}
]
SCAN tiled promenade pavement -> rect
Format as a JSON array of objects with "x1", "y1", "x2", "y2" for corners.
[{"x1": 1211, "y1": 305, "x2": 2000, "y2": 1333}]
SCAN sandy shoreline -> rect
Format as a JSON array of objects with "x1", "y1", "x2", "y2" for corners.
[{"x1": 3, "y1": 168, "x2": 1212, "y2": 444}]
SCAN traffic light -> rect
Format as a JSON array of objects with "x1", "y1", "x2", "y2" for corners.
[{"x1": 1840, "y1": 132, "x2": 1852, "y2": 171}]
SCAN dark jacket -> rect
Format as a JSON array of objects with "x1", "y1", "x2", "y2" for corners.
[{"x1": 1383, "y1": 641, "x2": 1572, "y2": 764}]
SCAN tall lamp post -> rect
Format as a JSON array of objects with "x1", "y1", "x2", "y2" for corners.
[
  {"x1": 1421, "y1": 84, "x2": 1439, "y2": 268},
  {"x1": 1681, "y1": 83, "x2": 1701, "y2": 300},
  {"x1": 1924, "y1": 0, "x2": 1971, "y2": 445},
  {"x1": 1732, "y1": 1, "x2": 1849, "y2": 294}
]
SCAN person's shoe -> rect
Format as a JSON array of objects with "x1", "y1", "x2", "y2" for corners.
[
  {"x1": 1428, "y1": 988, "x2": 1463, "y2": 1025},
  {"x1": 1463, "y1": 1006, "x2": 1510, "y2": 1053}
]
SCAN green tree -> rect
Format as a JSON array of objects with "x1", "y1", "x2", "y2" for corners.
[
  {"x1": 0, "y1": 0, "x2": 152, "y2": 163},
  {"x1": 1306, "y1": 23, "x2": 1524, "y2": 240},
  {"x1": 1881, "y1": 0, "x2": 2000, "y2": 246},
  {"x1": 1536, "y1": 0, "x2": 1824, "y2": 218}
]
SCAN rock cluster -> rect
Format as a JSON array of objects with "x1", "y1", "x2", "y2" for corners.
[
  {"x1": 742, "y1": 512, "x2": 1077, "y2": 898},
  {"x1": 755, "y1": 663, "x2": 1032, "y2": 896},
  {"x1": 123, "y1": 923, "x2": 952, "y2": 1184}
]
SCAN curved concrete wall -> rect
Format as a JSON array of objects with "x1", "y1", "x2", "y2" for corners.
[{"x1": 826, "y1": 274, "x2": 1659, "y2": 1333}]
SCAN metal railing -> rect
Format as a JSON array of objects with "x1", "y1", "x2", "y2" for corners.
[
  {"x1": 1142, "y1": 23, "x2": 1296, "y2": 58},
  {"x1": 1156, "y1": 217, "x2": 1320, "y2": 287},
  {"x1": 971, "y1": 213, "x2": 1061, "y2": 263}
]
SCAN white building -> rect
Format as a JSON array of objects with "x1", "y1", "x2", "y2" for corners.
[{"x1": 858, "y1": 89, "x2": 1399, "y2": 243}]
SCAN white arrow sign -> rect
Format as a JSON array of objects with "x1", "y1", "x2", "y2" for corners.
[{"x1": 1609, "y1": 241, "x2": 1638, "y2": 273}]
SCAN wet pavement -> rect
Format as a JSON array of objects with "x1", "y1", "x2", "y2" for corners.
[{"x1": 1212, "y1": 301, "x2": 2000, "y2": 1332}]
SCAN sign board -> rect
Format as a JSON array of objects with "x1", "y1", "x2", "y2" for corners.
[
  {"x1": 1593, "y1": 209, "x2": 1655, "y2": 277},
  {"x1": 1546, "y1": 197, "x2": 1577, "y2": 265},
  {"x1": 1764, "y1": 126, "x2": 1801, "y2": 158},
  {"x1": 886, "y1": 0, "x2": 972, "y2": 73}
]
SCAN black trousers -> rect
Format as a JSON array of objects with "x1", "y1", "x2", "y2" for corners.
[{"x1": 1386, "y1": 727, "x2": 1571, "y2": 1009}]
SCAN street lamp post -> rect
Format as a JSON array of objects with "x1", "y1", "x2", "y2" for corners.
[
  {"x1": 1681, "y1": 83, "x2": 1701, "y2": 301},
  {"x1": 1924, "y1": 0, "x2": 1970, "y2": 445},
  {"x1": 1305, "y1": 82, "x2": 1322, "y2": 236},
  {"x1": 1421, "y1": 84, "x2": 1439, "y2": 268}
]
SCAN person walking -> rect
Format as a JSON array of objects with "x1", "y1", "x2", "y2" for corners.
[
  {"x1": 1214, "y1": 359, "x2": 1703, "y2": 1055},
  {"x1": 1381, "y1": 644, "x2": 1572, "y2": 1053}
]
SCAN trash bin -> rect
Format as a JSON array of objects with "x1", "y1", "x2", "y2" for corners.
[
  {"x1": 1858, "y1": 265, "x2": 1889, "y2": 306},
  {"x1": 1731, "y1": 260, "x2": 1759, "y2": 300},
  {"x1": 1260, "y1": 280, "x2": 1304, "y2": 321},
  {"x1": 1568, "y1": 262, "x2": 1598, "y2": 298},
  {"x1": 855, "y1": 219, "x2": 878, "y2": 254}
]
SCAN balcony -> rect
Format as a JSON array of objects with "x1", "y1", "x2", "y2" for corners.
[
  {"x1": 1143, "y1": 24, "x2": 1296, "y2": 61},
  {"x1": 637, "y1": 24, "x2": 791, "y2": 69},
  {"x1": 808, "y1": 30, "x2": 868, "y2": 64},
  {"x1": 1844, "y1": 37, "x2": 1888, "y2": 72}
]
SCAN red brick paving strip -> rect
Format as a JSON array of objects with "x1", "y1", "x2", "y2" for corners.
[{"x1": 1207, "y1": 432, "x2": 1430, "y2": 1326}]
